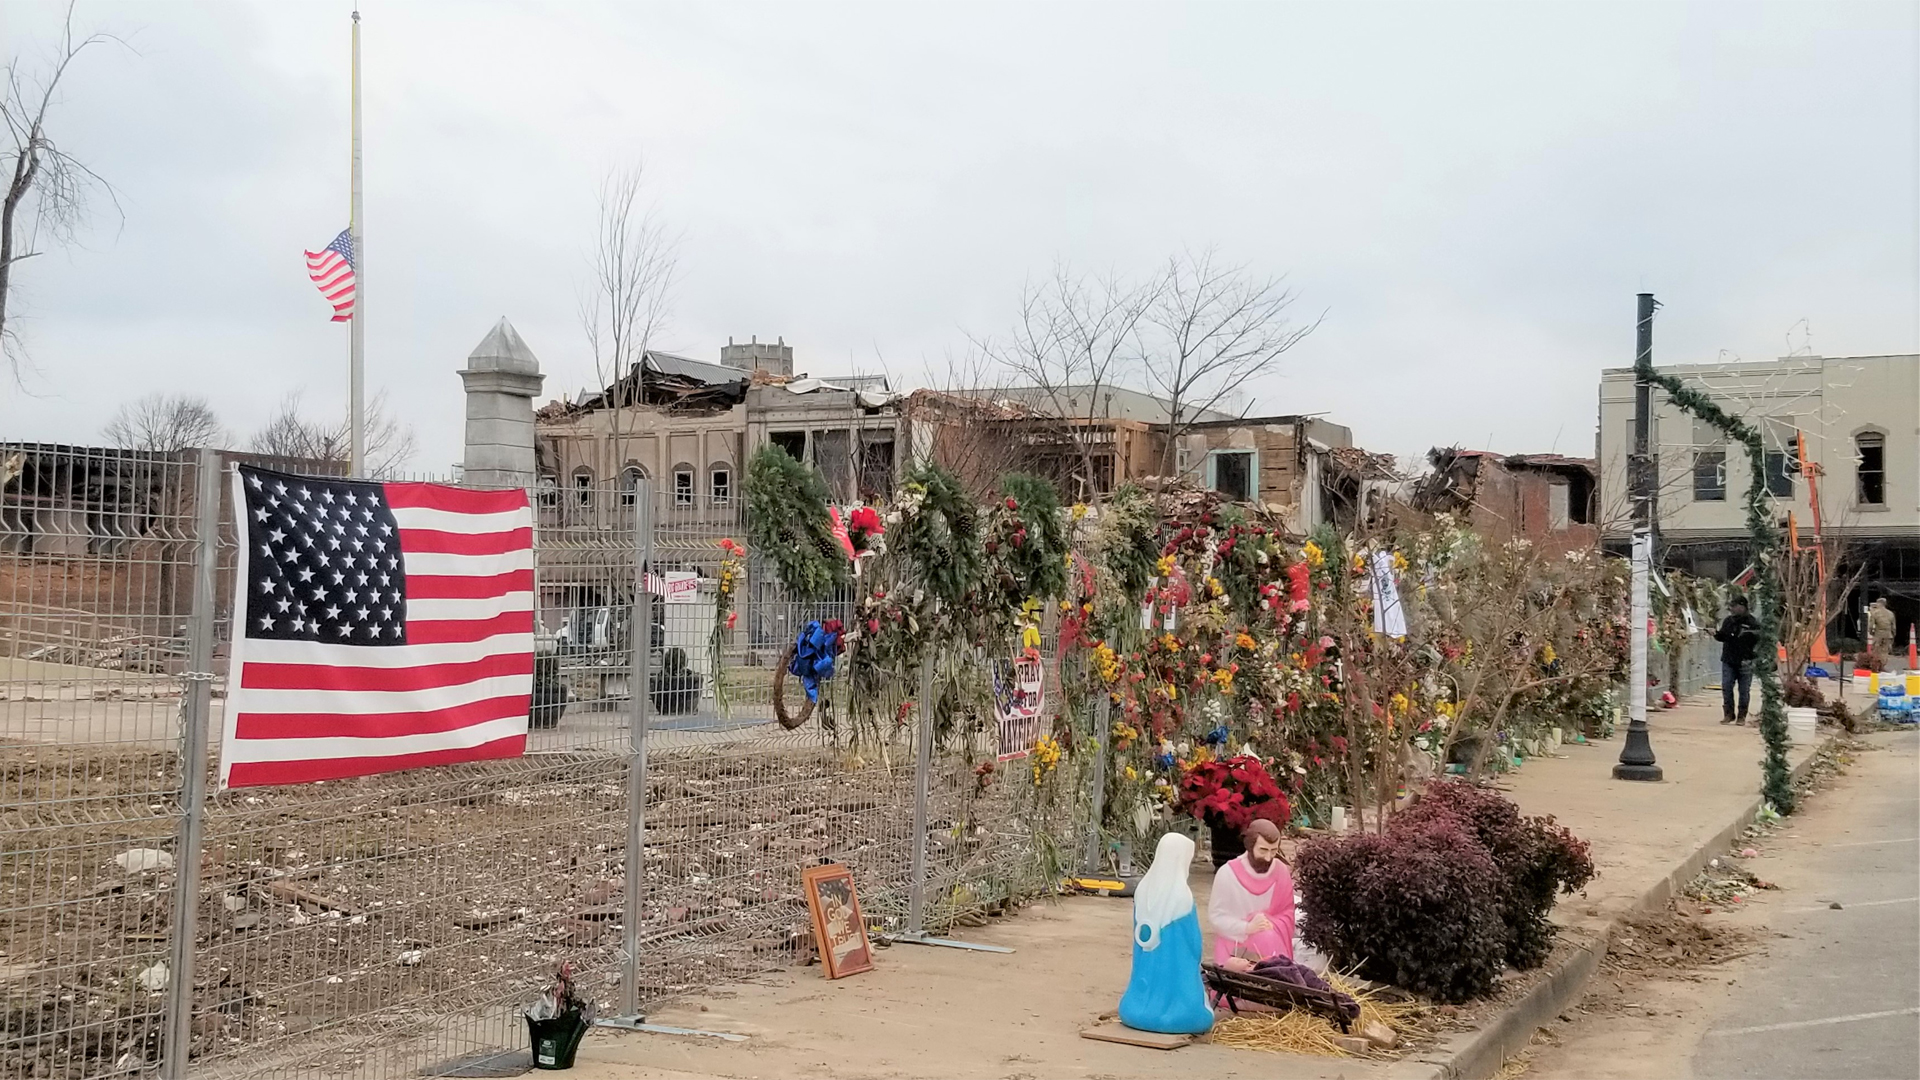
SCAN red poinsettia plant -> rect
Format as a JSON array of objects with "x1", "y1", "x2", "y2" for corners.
[
  {"x1": 847, "y1": 505, "x2": 884, "y2": 553},
  {"x1": 1178, "y1": 755, "x2": 1291, "y2": 833}
]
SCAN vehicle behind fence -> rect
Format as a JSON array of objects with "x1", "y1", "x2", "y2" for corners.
[{"x1": 1, "y1": 449, "x2": 1081, "y2": 1080}]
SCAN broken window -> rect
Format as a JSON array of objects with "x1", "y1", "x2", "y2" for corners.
[
  {"x1": 621, "y1": 466, "x2": 644, "y2": 506},
  {"x1": 673, "y1": 466, "x2": 694, "y2": 506},
  {"x1": 573, "y1": 468, "x2": 594, "y2": 508},
  {"x1": 1090, "y1": 453, "x2": 1115, "y2": 496},
  {"x1": 1764, "y1": 451, "x2": 1794, "y2": 499},
  {"x1": 1856, "y1": 433, "x2": 1885, "y2": 506},
  {"x1": 858, "y1": 436, "x2": 895, "y2": 500},
  {"x1": 536, "y1": 477, "x2": 559, "y2": 509},
  {"x1": 1548, "y1": 483, "x2": 1570, "y2": 531},
  {"x1": 1212, "y1": 451, "x2": 1254, "y2": 502},
  {"x1": 710, "y1": 467, "x2": 732, "y2": 505},
  {"x1": 771, "y1": 431, "x2": 806, "y2": 461},
  {"x1": 813, "y1": 429, "x2": 853, "y2": 502},
  {"x1": 1693, "y1": 451, "x2": 1726, "y2": 502}
]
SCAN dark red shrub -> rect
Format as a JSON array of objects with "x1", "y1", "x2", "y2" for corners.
[
  {"x1": 1397, "y1": 780, "x2": 1596, "y2": 969},
  {"x1": 1294, "y1": 817, "x2": 1508, "y2": 1003}
]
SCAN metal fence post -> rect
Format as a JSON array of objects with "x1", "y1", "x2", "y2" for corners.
[
  {"x1": 907, "y1": 659, "x2": 933, "y2": 938},
  {"x1": 163, "y1": 449, "x2": 223, "y2": 1080},
  {"x1": 620, "y1": 480, "x2": 654, "y2": 1019},
  {"x1": 1082, "y1": 693, "x2": 1109, "y2": 873}
]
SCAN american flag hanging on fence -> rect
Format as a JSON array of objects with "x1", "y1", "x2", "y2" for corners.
[
  {"x1": 305, "y1": 228, "x2": 358, "y2": 321},
  {"x1": 218, "y1": 466, "x2": 534, "y2": 788}
]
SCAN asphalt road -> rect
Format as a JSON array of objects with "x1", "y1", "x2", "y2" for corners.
[{"x1": 1692, "y1": 732, "x2": 1920, "y2": 1080}]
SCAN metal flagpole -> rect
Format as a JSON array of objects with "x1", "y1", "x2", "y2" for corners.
[{"x1": 348, "y1": 8, "x2": 366, "y2": 477}]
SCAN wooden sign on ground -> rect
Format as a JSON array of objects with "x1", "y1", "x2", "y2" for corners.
[{"x1": 1079, "y1": 1022, "x2": 1196, "y2": 1050}]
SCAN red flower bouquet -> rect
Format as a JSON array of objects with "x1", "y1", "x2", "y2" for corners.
[{"x1": 1177, "y1": 755, "x2": 1291, "y2": 832}]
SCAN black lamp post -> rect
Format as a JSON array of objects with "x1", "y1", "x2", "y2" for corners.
[{"x1": 1616, "y1": 292, "x2": 1664, "y2": 782}]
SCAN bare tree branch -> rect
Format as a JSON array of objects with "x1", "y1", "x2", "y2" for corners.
[
  {"x1": 578, "y1": 163, "x2": 679, "y2": 471},
  {"x1": 1141, "y1": 248, "x2": 1321, "y2": 477},
  {"x1": 972, "y1": 263, "x2": 1156, "y2": 502},
  {"x1": 249, "y1": 391, "x2": 417, "y2": 479},
  {"x1": 2, "y1": 1, "x2": 129, "y2": 377},
  {"x1": 102, "y1": 392, "x2": 225, "y2": 452}
]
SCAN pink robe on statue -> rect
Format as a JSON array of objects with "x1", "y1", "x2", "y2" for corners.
[{"x1": 1207, "y1": 854, "x2": 1296, "y2": 966}]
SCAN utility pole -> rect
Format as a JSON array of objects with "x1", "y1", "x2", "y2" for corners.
[{"x1": 1616, "y1": 292, "x2": 1663, "y2": 781}]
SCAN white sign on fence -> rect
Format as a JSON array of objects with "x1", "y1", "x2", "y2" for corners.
[{"x1": 645, "y1": 571, "x2": 701, "y2": 604}]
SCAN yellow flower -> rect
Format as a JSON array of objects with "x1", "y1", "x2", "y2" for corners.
[
  {"x1": 1392, "y1": 551, "x2": 1409, "y2": 573},
  {"x1": 1022, "y1": 625, "x2": 1042, "y2": 651},
  {"x1": 1071, "y1": 503, "x2": 1090, "y2": 520},
  {"x1": 1155, "y1": 554, "x2": 1176, "y2": 576},
  {"x1": 1303, "y1": 541, "x2": 1325, "y2": 568},
  {"x1": 1213, "y1": 668, "x2": 1235, "y2": 694},
  {"x1": 1235, "y1": 631, "x2": 1257, "y2": 651},
  {"x1": 1390, "y1": 692, "x2": 1410, "y2": 716},
  {"x1": 1207, "y1": 577, "x2": 1224, "y2": 598},
  {"x1": 1092, "y1": 642, "x2": 1122, "y2": 684},
  {"x1": 1160, "y1": 634, "x2": 1182, "y2": 652},
  {"x1": 1124, "y1": 765, "x2": 1139, "y2": 781}
]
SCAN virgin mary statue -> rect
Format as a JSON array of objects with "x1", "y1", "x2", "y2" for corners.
[{"x1": 1117, "y1": 832, "x2": 1214, "y2": 1034}]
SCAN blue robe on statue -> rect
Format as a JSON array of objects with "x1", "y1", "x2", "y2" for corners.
[{"x1": 1117, "y1": 833, "x2": 1214, "y2": 1035}]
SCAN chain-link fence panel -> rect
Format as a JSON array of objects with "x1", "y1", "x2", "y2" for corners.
[
  {"x1": 1, "y1": 445, "x2": 202, "y2": 1080},
  {"x1": 4, "y1": 458, "x2": 1100, "y2": 1080}
]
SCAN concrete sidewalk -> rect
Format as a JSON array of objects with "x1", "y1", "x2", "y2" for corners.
[{"x1": 567, "y1": 701, "x2": 1819, "y2": 1080}]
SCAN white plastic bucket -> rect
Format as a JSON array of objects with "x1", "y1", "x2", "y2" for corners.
[{"x1": 1786, "y1": 707, "x2": 1819, "y2": 744}]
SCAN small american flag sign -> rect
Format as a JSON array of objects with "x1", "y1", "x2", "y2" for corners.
[{"x1": 219, "y1": 466, "x2": 535, "y2": 788}]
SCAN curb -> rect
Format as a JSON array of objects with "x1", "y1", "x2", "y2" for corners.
[{"x1": 1394, "y1": 735, "x2": 1834, "y2": 1080}]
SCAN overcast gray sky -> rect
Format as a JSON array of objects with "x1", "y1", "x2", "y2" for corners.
[{"x1": 3, "y1": 0, "x2": 1914, "y2": 473}]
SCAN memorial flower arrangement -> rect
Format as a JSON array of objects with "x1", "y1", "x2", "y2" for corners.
[
  {"x1": 708, "y1": 537, "x2": 748, "y2": 716},
  {"x1": 1176, "y1": 754, "x2": 1290, "y2": 833}
]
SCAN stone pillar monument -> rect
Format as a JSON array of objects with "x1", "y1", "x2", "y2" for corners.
[{"x1": 459, "y1": 318, "x2": 545, "y2": 489}]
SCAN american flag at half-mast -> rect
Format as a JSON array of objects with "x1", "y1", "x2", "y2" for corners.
[
  {"x1": 305, "y1": 228, "x2": 358, "y2": 321},
  {"x1": 218, "y1": 466, "x2": 534, "y2": 788}
]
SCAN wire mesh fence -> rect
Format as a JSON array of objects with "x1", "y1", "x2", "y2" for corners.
[{"x1": 2, "y1": 461, "x2": 1090, "y2": 1079}]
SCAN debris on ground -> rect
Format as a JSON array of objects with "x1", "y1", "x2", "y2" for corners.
[
  {"x1": 1605, "y1": 903, "x2": 1757, "y2": 976},
  {"x1": 1682, "y1": 857, "x2": 1777, "y2": 909}
]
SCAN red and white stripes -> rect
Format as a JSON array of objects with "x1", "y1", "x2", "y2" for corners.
[{"x1": 219, "y1": 480, "x2": 534, "y2": 788}]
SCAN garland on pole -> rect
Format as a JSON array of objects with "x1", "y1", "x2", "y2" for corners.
[{"x1": 1642, "y1": 370, "x2": 1795, "y2": 813}]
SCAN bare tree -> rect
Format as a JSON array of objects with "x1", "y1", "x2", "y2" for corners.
[
  {"x1": 579, "y1": 164, "x2": 679, "y2": 472},
  {"x1": 1140, "y1": 249, "x2": 1320, "y2": 477},
  {"x1": 102, "y1": 392, "x2": 224, "y2": 452},
  {"x1": 249, "y1": 391, "x2": 417, "y2": 478},
  {"x1": 974, "y1": 264, "x2": 1155, "y2": 503},
  {"x1": 2, "y1": 2, "x2": 125, "y2": 375}
]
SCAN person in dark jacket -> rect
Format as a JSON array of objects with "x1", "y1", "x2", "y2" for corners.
[{"x1": 1715, "y1": 596, "x2": 1761, "y2": 724}]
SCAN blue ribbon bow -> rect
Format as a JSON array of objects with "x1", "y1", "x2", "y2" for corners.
[{"x1": 789, "y1": 620, "x2": 841, "y2": 703}]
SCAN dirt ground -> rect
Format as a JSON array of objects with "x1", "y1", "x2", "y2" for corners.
[{"x1": 0, "y1": 738, "x2": 998, "y2": 1079}]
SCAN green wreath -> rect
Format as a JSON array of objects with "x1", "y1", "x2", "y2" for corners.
[
  {"x1": 893, "y1": 462, "x2": 984, "y2": 609},
  {"x1": 744, "y1": 444, "x2": 847, "y2": 601}
]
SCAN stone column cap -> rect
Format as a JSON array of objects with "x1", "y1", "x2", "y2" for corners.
[{"x1": 465, "y1": 317, "x2": 541, "y2": 376}]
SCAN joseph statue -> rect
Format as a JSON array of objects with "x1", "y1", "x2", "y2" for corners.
[{"x1": 1206, "y1": 818, "x2": 1296, "y2": 970}]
